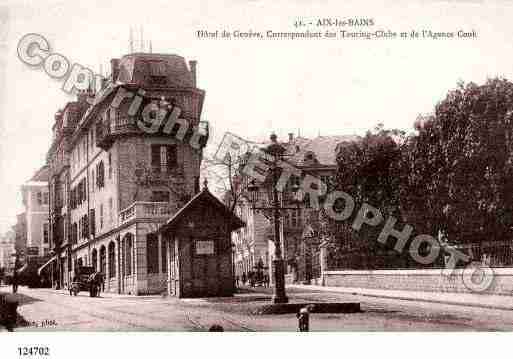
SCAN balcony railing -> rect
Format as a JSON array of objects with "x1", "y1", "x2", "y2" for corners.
[
  {"x1": 96, "y1": 112, "x2": 210, "y2": 151},
  {"x1": 119, "y1": 201, "x2": 174, "y2": 225},
  {"x1": 96, "y1": 116, "x2": 139, "y2": 150}
]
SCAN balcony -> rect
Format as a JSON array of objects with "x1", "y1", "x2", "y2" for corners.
[
  {"x1": 119, "y1": 202, "x2": 174, "y2": 225},
  {"x1": 96, "y1": 116, "x2": 138, "y2": 150},
  {"x1": 96, "y1": 111, "x2": 210, "y2": 151}
]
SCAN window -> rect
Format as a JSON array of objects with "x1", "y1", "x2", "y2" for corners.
[
  {"x1": 149, "y1": 61, "x2": 167, "y2": 85},
  {"x1": 91, "y1": 169, "x2": 95, "y2": 192},
  {"x1": 125, "y1": 236, "x2": 132, "y2": 275},
  {"x1": 79, "y1": 180, "x2": 83, "y2": 204},
  {"x1": 291, "y1": 209, "x2": 301, "y2": 227},
  {"x1": 151, "y1": 144, "x2": 177, "y2": 173},
  {"x1": 90, "y1": 209, "x2": 96, "y2": 236},
  {"x1": 100, "y1": 204, "x2": 104, "y2": 229},
  {"x1": 43, "y1": 223, "x2": 49, "y2": 244},
  {"x1": 72, "y1": 178, "x2": 87, "y2": 207},
  {"x1": 70, "y1": 188, "x2": 75, "y2": 209},
  {"x1": 161, "y1": 239, "x2": 167, "y2": 273},
  {"x1": 100, "y1": 246, "x2": 106, "y2": 274},
  {"x1": 97, "y1": 161, "x2": 105, "y2": 188},
  {"x1": 37, "y1": 192, "x2": 42, "y2": 205},
  {"x1": 72, "y1": 223, "x2": 78, "y2": 244},
  {"x1": 151, "y1": 191, "x2": 170, "y2": 202},
  {"x1": 109, "y1": 198, "x2": 113, "y2": 224},
  {"x1": 108, "y1": 152, "x2": 112, "y2": 179},
  {"x1": 146, "y1": 234, "x2": 159, "y2": 274},
  {"x1": 92, "y1": 249, "x2": 97, "y2": 271},
  {"x1": 194, "y1": 176, "x2": 200, "y2": 194},
  {"x1": 321, "y1": 175, "x2": 332, "y2": 190},
  {"x1": 108, "y1": 242, "x2": 116, "y2": 278},
  {"x1": 82, "y1": 214, "x2": 89, "y2": 239},
  {"x1": 43, "y1": 192, "x2": 49, "y2": 205}
]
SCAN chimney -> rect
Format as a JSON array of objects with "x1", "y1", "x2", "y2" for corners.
[
  {"x1": 110, "y1": 58, "x2": 120, "y2": 82},
  {"x1": 189, "y1": 60, "x2": 197, "y2": 87},
  {"x1": 288, "y1": 132, "x2": 294, "y2": 142}
]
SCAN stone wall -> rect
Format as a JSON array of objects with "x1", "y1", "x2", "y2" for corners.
[{"x1": 323, "y1": 268, "x2": 513, "y2": 295}]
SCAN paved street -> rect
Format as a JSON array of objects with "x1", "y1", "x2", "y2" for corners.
[{"x1": 4, "y1": 285, "x2": 513, "y2": 331}]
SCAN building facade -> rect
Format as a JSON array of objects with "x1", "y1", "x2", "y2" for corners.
[
  {"x1": 0, "y1": 230, "x2": 15, "y2": 270},
  {"x1": 21, "y1": 165, "x2": 50, "y2": 259},
  {"x1": 45, "y1": 52, "x2": 208, "y2": 295},
  {"x1": 231, "y1": 133, "x2": 358, "y2": 283}
]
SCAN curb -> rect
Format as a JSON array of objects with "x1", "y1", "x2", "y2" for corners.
[
  {"x1": 289, "y1": 286, "x2": 513, "y2": 312},
  {"x1": 254, "y1": 302, "x2": 361, "y2": 315},
  {"x1": 352, "y1": 291, "x2": 513, "y2": 312}
]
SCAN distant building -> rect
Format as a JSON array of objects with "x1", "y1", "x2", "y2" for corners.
[
  {"x1": 13, "y1": 213, "x2": 27, "y2": 259},
  {"x1": 0, "y1": 230, "x2": 15, "y2": 269},
  {"x1": 21, "y1": 165, "x2": 50, "y2": 259},
  {"x1": 231, "y1": 133, "x2": 359, "y2": 283}
]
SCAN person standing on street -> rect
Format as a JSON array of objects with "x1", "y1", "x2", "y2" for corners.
[{"x1": 12, "y1": 255, "x2": 20, "y2": 294}]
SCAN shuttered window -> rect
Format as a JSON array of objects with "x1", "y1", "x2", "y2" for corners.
[{"x1": 151, "y1": 144, "x2": 177, "y2": 173}]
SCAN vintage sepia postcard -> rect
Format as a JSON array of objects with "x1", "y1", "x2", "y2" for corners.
[{"x1": 0, "y1": 0, "x2": 512, "y2": 357}]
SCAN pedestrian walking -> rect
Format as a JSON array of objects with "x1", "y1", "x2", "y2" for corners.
[
  {"x1": 242, "y1": 272, "x2": 247, "y2": 286},
  {"x1": 264, "y1": 274, "x2": 269, "y2": 288},
  {"x1": 235, "y1": 275, "x2": 239, "y2": 288},
  {"x1": 249, "y1": 271, "x2": 255, "y2": 287},
  {"x1": 12, "y1": 255, "x2": 20, "y2": 294},
  {"x1": 12, "y1": 271, "x2": 18, "y2": 294}
]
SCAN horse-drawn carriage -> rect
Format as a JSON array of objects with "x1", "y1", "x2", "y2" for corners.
[{"x1": 69, "y1": 266, "x2": 104, "y2": 297}]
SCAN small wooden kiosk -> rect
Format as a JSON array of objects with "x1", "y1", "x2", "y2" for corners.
[{"x1": 159, "y1": 184, "x2": 245, "y2": 298}]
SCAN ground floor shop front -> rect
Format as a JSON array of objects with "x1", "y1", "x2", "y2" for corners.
[{"x1": 49, "y1": 220, "x2": 169, "y2": 295}]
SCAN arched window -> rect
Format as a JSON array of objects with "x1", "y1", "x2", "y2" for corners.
[
  {"x1": 125, "y1": 234, "x2": 132, "y2": 276},
  {"x1": 108, "y1": 242, "x2": 116, "y2": 278},
  {"x1": 99, "y1": 246, "x2": 106, "y2": 275},
  {"x1": 97, "y1": 161, "x2": 105, "y2": 189},
  {"x1": 91, "y1": 249, "x2": 98, "y2": 271}
]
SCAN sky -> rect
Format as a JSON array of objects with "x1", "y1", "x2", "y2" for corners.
[{"x1": 0, "y1": 0, "x2": 513, "y2": 233}]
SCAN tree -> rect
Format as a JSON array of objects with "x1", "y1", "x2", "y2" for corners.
[
  {"x1": 327, "y1": 124, "x2": 408, "y2": 269},
  {"x1": 402, "y1": 78, "x2": 513, "y2": 247}
]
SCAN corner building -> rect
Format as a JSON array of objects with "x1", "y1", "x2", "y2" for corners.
[{"x1": 46, "y1": 53, "x2": 207, "y2": 295}]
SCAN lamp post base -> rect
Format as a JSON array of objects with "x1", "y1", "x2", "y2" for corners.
[{"x1": 272, "y1": 259, "x2": 289, "y2": 304}]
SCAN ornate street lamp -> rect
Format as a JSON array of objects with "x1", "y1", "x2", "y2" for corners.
[{"x1": 246, "y1": 133, "x2": 301, "y2": 304}]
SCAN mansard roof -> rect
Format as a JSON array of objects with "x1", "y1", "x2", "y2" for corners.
[{"x1": 116, "y1": 53, "x2": 195, "y2": 88}]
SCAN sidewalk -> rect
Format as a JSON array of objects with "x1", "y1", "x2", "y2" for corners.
[
  {"x1": 32, "y1": 287, "x2": 163, "y2": 299},
  {"x1": 288, "y1": 284, "x2": 513, "y2": 311}
]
